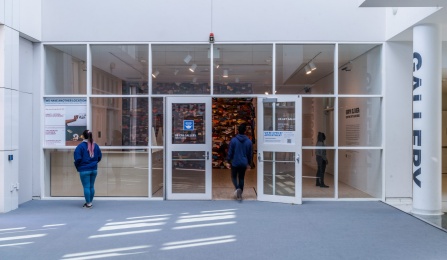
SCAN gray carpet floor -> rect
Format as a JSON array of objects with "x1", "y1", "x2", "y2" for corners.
[{"x1": 0, "y1": 200, "x2": 447, "y2": 260}]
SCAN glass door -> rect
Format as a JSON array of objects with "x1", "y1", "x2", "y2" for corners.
[
  {"x1": 166, "y1": 97, "x2": 212, "y2": 200},
  {"x1": 257, "y1": 96, "x2": 302, "y2": 204}
]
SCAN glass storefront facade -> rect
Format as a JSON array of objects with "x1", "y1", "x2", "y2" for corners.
[{"x1": 43, "y1": 43, "x2": 383, "y2": 200}]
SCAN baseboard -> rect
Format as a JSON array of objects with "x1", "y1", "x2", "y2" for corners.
[{"x1": 385, "y1": 197, "x2": 413, "y2": 212}]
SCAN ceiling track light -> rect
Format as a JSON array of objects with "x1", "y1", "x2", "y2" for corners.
[
  {"x1": 184, "y1": 54, "x2": 192, "y2": 64},
  {"x1": 305, "y1": 65, "x2": 312, "y2": 75},
  {"x1": 214, "y1": 63, "x2": 220, "y2": 69},
  {"x1": 309, "y1": 61, "x2": 316, "y2": 71},
  {"x1": 152, "y1": 70, "x2": 159, "y2": 78},
  {"x1": 223, "y1": 69, "x2": 229, "y2": 78},
  {"x1": 189, "y1": 63, "x2": 197, "y2": 72},
  {"x1": 341, "y1": 61, "x2": 353, "y2": 72}
]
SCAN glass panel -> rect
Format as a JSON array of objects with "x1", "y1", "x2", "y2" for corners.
[
  {"x1": 263, "y1": 151, "x2": 295, "y2": 196},
  {"x1": 338, "y1": 44, "x2": 382, "y2": 95},
  {"x1": 106, "y1": 151, "x2": 149, "y2": 196},
  {"x1": 152, "y1": 44, "x2": 210, "y2": 94},
  {"x1": 263, "y1": 101, "x2": 296, "y2": 131},
  {"x1": 213, "y1": 44, "x2": 272, "y2": 95},
  {"x1": 172, "y1": 151, "x2": 206, "y2": 193},
  {"x1": 50, "y1": 149, "x2": 148, "y2": 197},
  {"x1": 45, "y1": 45, "x2": 87, "y2": 95},
  {"x1": 338, "y1": 98, "x2": 382, "y2": 146},
  {"x1": 263, "y1": 102, "x2": 296, "y2": 143},
  {"x1": 91, "y1": 44, "x2": 149, "y2": 95},
  {"x1": 151, "y1": 148, "x2": 163, "y2": 197},
  {"x1": 91, "y1": 97, "x2": 148, "y2": 146},
  {"x1": 302, "y1": 97, "x2": 334, "y2": 146},
  {"x1": 172, "y1": 103, "x2": 206, "y2": 144},
  {"x1": 151, "y1": 98, "x2": 164, "y2": 146},
  {"x1": 275, "y1": 44, "x2": 334, "y2": 95},
  {"x1": 338, "y1": 149, "x2": 382, "y2": 198},
  {"x1": 276, "y1": 102, "x2": 295, "y2": 131},
  {"x1": 302, "y1": 148, "x2": 334, "y2": 198}
]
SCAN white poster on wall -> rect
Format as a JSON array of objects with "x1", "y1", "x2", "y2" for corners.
[
  {"x1": 44, "y1": 98, "x2": 87, "y2": 147},
  {"x1": 345, "y1": 107, "x2": 361, "y2": 145}
]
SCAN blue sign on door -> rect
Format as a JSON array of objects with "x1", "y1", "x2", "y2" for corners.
[{"x1": 183, "y1": 120, "x2": 194, "y2": 131}]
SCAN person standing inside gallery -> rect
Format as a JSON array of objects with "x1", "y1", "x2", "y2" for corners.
[
  {"x1": 74, "y1": 130, "x2": 102, "y2": 208},
  {"x1": 315, "y1": 132, "x2": 329, "y2": 188},
  {"x1": 225, "y1": 123, "x2": 253, "y2": 200}
]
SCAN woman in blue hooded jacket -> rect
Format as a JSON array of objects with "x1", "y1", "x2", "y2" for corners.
[
  {"x1": 74, "y1": 130, "x2": 102, "y2": 208},
  {"x1": 225, "y1": 124, "x2": 253, "y2": 200}
]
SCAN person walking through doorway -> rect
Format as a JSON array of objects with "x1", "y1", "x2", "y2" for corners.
[
  {"x1": 74, "y1": 130, "x2": 102, "y2": 208},
  {"x1": 315, "y1": 132, "x2": 329, "y2": 188},
  {"x1": 225, "y1": 123, "x2": 253, "y2": 200}
]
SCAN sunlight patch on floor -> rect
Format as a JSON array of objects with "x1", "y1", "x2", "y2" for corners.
[
  {"x1": 161, "y1": 235, "x2": 236, "y2": 250},
  {"x1": 62, "y1": 245, "x2": 151, "y2": 260}
]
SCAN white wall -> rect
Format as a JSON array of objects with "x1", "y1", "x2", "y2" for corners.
[
  {"x1": 0, "y1": 25, "x2": 20, "y2": 212},
  {"x1": 19, "y1": 0, "x2": 41, "y2": 41},
  {"x1": 41, "y1": 0, "x2": 386, "y2": 42},
  {"x1": 0, "y1": 0, "x2": 4, "y2": 24},
  {"x1": 18, "y1": 37, "x2": 33, "y2": 204},
  {"x1": 0, "y1": 0, "x2": 41, "y2": 41},
  {"x1": 383, "y1": 41, "x2": 413, "y2": 199}
]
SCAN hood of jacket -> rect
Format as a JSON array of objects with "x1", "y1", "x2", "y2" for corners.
[{"x1": 236, "y1": 134, "x2": 249, "y2": 143}]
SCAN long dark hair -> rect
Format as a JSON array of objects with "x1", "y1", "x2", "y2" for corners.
[
  {"x1": 317, "y1": 132, "x2": 326, "y2": 142},
  {"x1": 82, "y1": 130, "x2": 95, "y2": 157}
]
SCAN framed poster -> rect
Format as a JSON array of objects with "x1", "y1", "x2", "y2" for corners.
[{"x1": 44, "y1": 98, "x2": 87, "y2": 147}]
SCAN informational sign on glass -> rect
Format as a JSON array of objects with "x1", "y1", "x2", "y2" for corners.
[
  {"x1": 44, "y1": 98, "x2": 87, "y2": 146},
  {"x1": 263, "y1": 131, "x2": 295, "y2": 144}
]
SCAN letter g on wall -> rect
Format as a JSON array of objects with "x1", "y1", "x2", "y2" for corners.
[{"x1": 413, "y1": 52, "x2": 422, "y2": 72}]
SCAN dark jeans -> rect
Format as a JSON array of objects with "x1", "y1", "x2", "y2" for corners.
[
  {"x1": 231, "y1": 166, "x2": 247, "y2": 192},
  {"x1": 79, "y1": 170, "x2": 98, "y2": 204},
  {"x1": 316, "y1": 156, "x2": 327, "y2": 184}
]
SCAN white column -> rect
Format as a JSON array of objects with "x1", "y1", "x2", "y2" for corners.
[{"x1": 412, "y1": 24, "x2": 443, "y2": 215}]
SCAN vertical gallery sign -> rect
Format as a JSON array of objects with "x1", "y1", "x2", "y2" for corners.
[
  {"x1": 412, "y1": 52, "x2": 422, "y2": 188},
  {"x1": 412, "y1": 24, "x2": 442, "y2": 215},
  {"x1": 44, "y1": 98, "x2": 87, "y2": 146}
]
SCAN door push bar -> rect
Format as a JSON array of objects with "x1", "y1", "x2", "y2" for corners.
[{"x1": 257, "y1": 153, "x2": 300, "y2": 163}]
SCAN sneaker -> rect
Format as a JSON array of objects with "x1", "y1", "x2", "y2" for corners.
[
  {"x1": 233, "y1": 190, "x2": 238, "y2": 199},
  {"x1": 83, "y1": 203, "x2": 93, "y2": 209},
  {"x1": 236, "y1": 188, "x2": 242, "y2": 200}
]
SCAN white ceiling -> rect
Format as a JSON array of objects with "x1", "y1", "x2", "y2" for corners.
[
  {"x1": 360, "y1": 1, "x2": 447, "y2": 92},
  {"x1": 359, "y1": 0, "x2": 447, "y2": 7}
]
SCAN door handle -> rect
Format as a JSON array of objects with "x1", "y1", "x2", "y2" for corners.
[
  {"x1": 296, "y1": 154, "x2": 300, "y2": 163},
  {"x1": 206, "y1": 151, "x2": 209, "y2": 160},
  {"x1": 258, "y1": 153, "x2": 261, "y2": 162}
]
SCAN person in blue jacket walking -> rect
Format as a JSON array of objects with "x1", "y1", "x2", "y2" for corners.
[
  {"x1": 74, "y1": 130, "x2": 102, "y2": 208},
  {"x1": 225, "y1": 124, "x2": 253, "y2": 200}
]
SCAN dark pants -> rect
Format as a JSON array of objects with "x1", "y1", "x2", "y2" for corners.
[
  {"x1": 231, "y1": 166, "x2": 247, "y2": 192},
  {"x1": 316, "y1": 156, "x2": 327, "y2": 184},
  {"x1": 79, "y1": 170, "x2": 98, "y2": 204}
]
